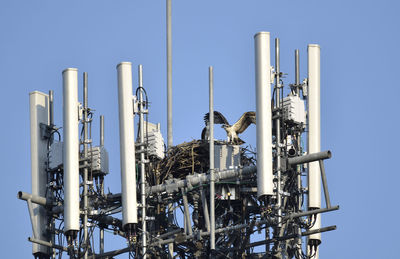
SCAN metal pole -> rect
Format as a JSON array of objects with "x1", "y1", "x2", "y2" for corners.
[
  {"x1": 294, "y1": 49, "x2": 302, "y2": 252},
  {"x1": 148, "y1": 165, "x2": 256, "y2": 195},
  {"x1": 209, "y1": 66, "x2": 216, "y2": 253},
  {"x1": 99, "y1": 115, "x2": 105, "y2": 254},
  {"x1": 288, "y1": 150, "x2": 331, "y2": 165},
  {"x1": 138, "y1": 64, "x2": 147, "y2": 258},
  {"x1": 100, "y1": 115, "x2": 104, "y2": 147},
  {"x1": 295, "y1": 49, "x2": 300, "y2": 96},
  {"x1": 167, "y1": 3, "x2": 174, "y2": 256},
  {"x1": 181, "y1": 188, "x2": 192, "y2": 235},
  {"x1": 49, "y1": 90, "x2": 54, "y2": 126},
  {"x1": 167, "y1": 202, "x2": 174, "y2": 258},
  {"x1": 167, "y1": 0, "x2": 173, "y2": 148},
  {"x1": 18, "y1": 191, "x2": 50, "y2": 206},
  {"x1": 27, "y1": 199, "x2": 39, "y2": 239},
  {"x1": 201, "y1": 188, "x2": 211, "y2": 232},
  {"x1": 275, "y1": 38, "x2": 282, "y2": 228},
  {"x1": 28, "y1": 237, "x2": 69, "y2": 252},
  {"x1": 83, "y1": 72, "x2": 89, "y2": 259},
  {"x1": 319, "y1": 160, "x2": 331, "y2": 208}
]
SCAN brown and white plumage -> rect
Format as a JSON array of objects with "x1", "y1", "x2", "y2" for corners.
[{"x1": 201, "y1": 111, "x2": 256, "y2": 144}]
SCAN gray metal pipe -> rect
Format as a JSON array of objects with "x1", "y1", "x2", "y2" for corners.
[
  {"x1": 149, "y1": 212, "x2": 338, "y2": 248},
  {"x1": 83, "y1": 71, "x2": 89, "y2": 259},
  {"x1": 288, "y1": 150, "x2": 331, "y2": 165},
  {"x1": 295, "y1": 49, "x2": 300, "y2": 96},
  {"x1": 302, "y1": 225, "x2": 336, "y2": 237},
  {"x1": 166, "y1": 3, "x2": 173, "y2": 257},
  {"x1": 201, "y1": 188, "x2": 211, "y2": 232},
  {"x1": 150, "y1": 217, "x2": 272, "y2": 247},
  {"x1": 181, "y1": 188, "x2": 192, "y2": 235},
  {"x1": 295, "y1": 50, "x2": 300, "y2": 85},
  {"x1": 99, "y1": 115, "x2": 105, "y2": 254},
  {"x1": 148, "y1": 166, "x2": 256, "y2": 194},
  {"x1": 18, "y1": 191, "x2": 50, "y2": 207},
  {"x1": 283, "y1": 205, "x2": 339, "y2": 221},
  {"x1": 275, "y1": 37, "x2": 282, "y2": 228},
  {"x1": 28, "y1": 237, "x2": 68, "y2": 252},
  {"x1": 27, "y1": 200, "x2": 39, "y2": 239},
  {"x1": 95, "y1": 247, "x2": 130, "y2": 259},
  {"x1": 18, "y1": 192, "x2": 63, "y2": 215},
  {"x1": 319, "y1": 160, "x2": 331, "y2": 208},
  {"x1": 166, "y1": 0, "x2": 173, "y2": 148},
  {"x1": 100, "y1": 115, "x2": 104, "y2": 147},
  {"x1": 49, "y1": 90, "x2": 54, "y2": 126},
  {"x1": 138, "y1": 64, "x2": 147, "y2": 258},
  {"x1": 244, "y1": 225, "x2": 336, "y2": 250},
  {"x1": 209, "y1": 66, "x2": 216, "y2": 251}
]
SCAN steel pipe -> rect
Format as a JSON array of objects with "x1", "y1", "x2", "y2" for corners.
[
  {"x1": 295, "y1": 49, "x2": 300, "y2": 96},
  {"x1": 288, "y1": 150, "x2": 331, "y2": 165},
  {"x1": 166, "y1": 0, "x2": 173, "y2": 148},
  {"x1": 18, "y1": 191, "x2": 50, "y2": 207},
  {"x1": 28, "y1": 237, "x2": 68, "y2": 252},
  {"x1": 148, "y1": 166, "x2": 256, "y2": 194},
  {"x1": 275, "y1": 37, "x2": 282, "y2": 227},
  {"x1": 83, "y1": 71, "x2": 89, "y2": 259},
  {"x1": 138, "y1": 64, "x2": 147, "y2": 258},
  {"x1": 209, "y1": 66, "x2": 215, "y2": 251}
]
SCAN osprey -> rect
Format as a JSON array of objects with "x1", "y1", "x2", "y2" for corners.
[{"x1": 201, "y1": 111, "x2": 256, "y2": 145}]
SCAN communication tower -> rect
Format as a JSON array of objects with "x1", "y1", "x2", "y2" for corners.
[{"x1": 18, "y1": 6, "x2": 338, "y2": 258}]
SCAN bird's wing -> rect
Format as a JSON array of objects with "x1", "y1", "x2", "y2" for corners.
[
  {"x1": 232, "y1": 111, "x2": 256, "y2": 134},
  {"x1": 203, "y1": 111, "x2": 230, "y2": 125}
]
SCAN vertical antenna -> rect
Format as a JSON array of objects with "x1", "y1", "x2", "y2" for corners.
[
  {"x1": 117, "y1": 62, "x2": 138, "y2": 230},
  {"x1": 100, "y1": 115, "x2": 104, "y2": 147},
  {"x1": 138, "y1": 64, "x2": 147, "y2": 258},
  {"x1": 254, "y1": 32, "x2": 273, "y2": 198},
  {"x1": 209, "y1": 66, "x2": 215, "y2": 253},
  {"x1": 307, "y1": 44, "x2": 322, "y2": 257},
  {"x1": 62, "y1": 68, "x2": 80, "y2": 238},
  {"x1": 166, "y1": 1, "x2": 174, "y2": 257},
  {"x1": 167, "y1": 0, "x2": 173, "y2": 148},
  {"x1": 49, "y1": 90, "x2": 54, "y2": 126},
  {"x1": 295, "y1": 49, "x2": 300, "y2": 95},
  {"x1": 29, "y1": 91, "x2": 51, "y2": 257},
  {"x1": 49, "y1": 90, "x2": 54, "y2": 146},
  {"x1": 82, "y1": 72, "x2": 89, "y2": 259}
]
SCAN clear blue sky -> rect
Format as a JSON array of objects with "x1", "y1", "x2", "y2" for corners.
[{"x1": 1, "y1": 0, "x2": 399, "y2": 258}]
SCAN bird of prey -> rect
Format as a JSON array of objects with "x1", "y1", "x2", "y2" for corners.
[{"x1": 201, "y1": 111, "x2": 256, "y2": 145}]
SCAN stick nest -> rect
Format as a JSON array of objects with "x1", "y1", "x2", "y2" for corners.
[{"x1": 155, "y1": 140, "x2": 255, "y2": 182}]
